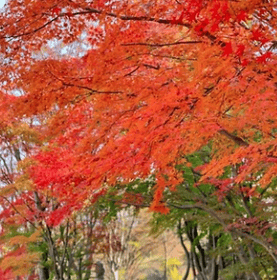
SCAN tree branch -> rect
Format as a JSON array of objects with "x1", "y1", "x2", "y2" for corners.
[
  {"x1": 121, "y1": 41, "x2": 202, "y2": 47},
  {"x1": 219, "y1": 129, "x2": 249, "y2": 147}
]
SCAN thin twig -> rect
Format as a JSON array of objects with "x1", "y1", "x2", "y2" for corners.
[{"x1": 121, "y1": 41, "x2": 202, "y2": 47}]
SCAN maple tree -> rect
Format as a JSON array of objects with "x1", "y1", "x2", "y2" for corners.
[{"x1": 0, "y1": 0, "x2": 277, "y2": 279}]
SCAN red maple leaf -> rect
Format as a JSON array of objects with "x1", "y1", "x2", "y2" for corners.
[
  {"x1": 251, "y1": 29, "x2": 269, "y2": 44},
  {"x1": 237, "y1": 10, "x2": 249, "y2": 22},
  {"x1": 256, "y1": 52, "x2": 272, "y2": 63},
  {"x1": 52, "y1": 7, "x2": 61, "y2": 15},
  {"x1": 194, "y1": 18, "x2": 209, "y2": 35},
  {"x1": 236, "y1": 44, "x2": 245, "y2": 57},
  {"x1": 222, "y1": 42, "x2": 233, "y2": 57},
  {"x1": 171, "y1": 10, "x2": 185, "y2": 25}
]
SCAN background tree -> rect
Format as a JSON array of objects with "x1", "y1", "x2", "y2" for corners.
[{"x1": 148, "y1": 146, "x2": 277, "y2": 280}]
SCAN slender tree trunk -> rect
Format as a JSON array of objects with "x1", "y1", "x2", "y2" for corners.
[
  {"x1": 95, "y1": 261, "x2": 105, "y2": 280},
  {"x1": 163, "y1": 231, "x2": 168, "y2": 280},
  {"x1": 38, "y1": 252, "x2": 50, "y2": 280}
]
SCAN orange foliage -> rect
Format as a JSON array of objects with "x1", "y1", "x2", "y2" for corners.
[{"x1": 0, "y1": 0, "x2": 276, "y2": 218}]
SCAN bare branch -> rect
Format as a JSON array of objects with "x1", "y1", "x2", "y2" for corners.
[{"x1": 219, "y1": 129, "x2": 249, "y2": 147}]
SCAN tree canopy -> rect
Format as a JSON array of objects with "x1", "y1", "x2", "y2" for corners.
[{"x1": 0, "y1": 0, "x2": 276, "y2": 279}]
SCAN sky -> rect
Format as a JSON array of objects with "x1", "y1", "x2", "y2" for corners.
[{"x1": 0, "y1": 0, "x2": 5, "y2": 9}]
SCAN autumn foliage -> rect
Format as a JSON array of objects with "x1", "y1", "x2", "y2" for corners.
[{"x1": 0, "y1": 0, "x2": 276, "y2": 278}]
